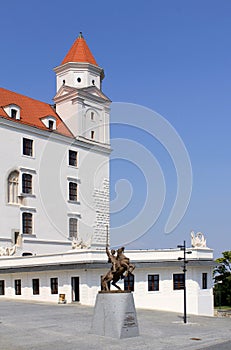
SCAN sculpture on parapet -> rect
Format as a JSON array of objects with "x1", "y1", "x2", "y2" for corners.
[
  {"x1": 191, "y1": 231, "x2": 207, "y2": 248},
  {"x1": 71, "y1": 236, "x2": 91, "y2": 250},
  {"x1": 101, "y1": 245, "x2": 135, "y2": 291},
  {"x1": 0, "y1": 244, "x2": 17, "y2": 257}
]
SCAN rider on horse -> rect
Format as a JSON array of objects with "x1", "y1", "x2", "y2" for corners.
[{"x1": 101, "y1": 245, "x2": 135, "y2": 291}]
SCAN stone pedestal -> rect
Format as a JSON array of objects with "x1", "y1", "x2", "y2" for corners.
[{"x1": 90, "y1": 291, "x2": 139, "y2": 339}]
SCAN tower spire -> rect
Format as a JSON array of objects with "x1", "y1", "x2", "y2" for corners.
[{"x1": 61, "y1": 32, "x2": 98, "y2": 66}]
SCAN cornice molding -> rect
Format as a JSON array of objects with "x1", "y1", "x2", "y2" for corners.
[
  {"x1": 0, "y1": 116, "x2": 111, "y2": 154},
  {"x1": 54, "y1": 62, "x2": 103, "y2": 76}
]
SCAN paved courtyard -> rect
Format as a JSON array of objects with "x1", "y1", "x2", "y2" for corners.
[{"x1": 0, "y1": 299, "x2": 230, "y2": 350}]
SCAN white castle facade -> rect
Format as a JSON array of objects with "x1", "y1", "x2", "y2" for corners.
[{"x1": 0, "y1": 34, "x2": 214, "y2": 316}]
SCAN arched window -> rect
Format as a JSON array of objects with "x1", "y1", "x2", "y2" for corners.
[{"x1": 8, "y1": 171, "x2": 19, "y2": 204}]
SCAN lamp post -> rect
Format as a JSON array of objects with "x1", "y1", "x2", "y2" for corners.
[
  {"x1": 177, "y1": 240, "x2": 192, "y2": 324},
  {"x1": 217, "y1": 280, "x2": 222, "y2": 309}
]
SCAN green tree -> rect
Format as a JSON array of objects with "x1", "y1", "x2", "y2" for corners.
[{"x1": 213, "y1": 251, "x2": 231, "y2": 307}]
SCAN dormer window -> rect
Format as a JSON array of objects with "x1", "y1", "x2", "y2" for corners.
[
  {"x1": 11, "y1": 109, "x2": 17, "y2": 119},
  {"x1": 3, "y1": 104, "x2": 21, "y2": 120},
  {"x1": 48, "y1": 120, "x2": 54, "y2": 130},
  {"x1": 41, "y1": 116, "x2": 57, "y2": 130}
]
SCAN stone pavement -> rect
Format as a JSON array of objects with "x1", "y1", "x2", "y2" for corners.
[{"x1": 0, "y1": 299, "x2": 230, "y2": 350}]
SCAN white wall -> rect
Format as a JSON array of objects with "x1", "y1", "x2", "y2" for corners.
[
  {"x1": 132, "y1": 267, "x2": 213, "y2": 316},
  {"x1": 0, "y1": 120, "x2": 110, "y2": 255},
  {"x1": 0, "y1": 269, "x2": 101, "y2": 305},
  {"x1": 0, "y1": 264, "x2": 214, "y2": 316},
  {"x1": 55, "y1": 63, "x2": 102, "y2": 91},
  {"x1": 55, "y1": 91, "x2": 110, "y2": 144}
]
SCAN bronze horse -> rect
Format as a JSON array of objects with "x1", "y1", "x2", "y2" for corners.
[{"x1": 101, "y1": 246, "x2": 135, "y2": 291}]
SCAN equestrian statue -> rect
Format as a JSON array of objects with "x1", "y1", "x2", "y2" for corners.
[{"x1": 101, "y1": 244, "x2": 135, "y2": 292}]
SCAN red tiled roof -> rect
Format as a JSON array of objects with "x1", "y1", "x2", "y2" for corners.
[
  {"x1": 0, "y1": 88, "x2": 73, "y2": 137},
  {"x1": 61, "y1": 32, "x2": 98, "y2": 66}
]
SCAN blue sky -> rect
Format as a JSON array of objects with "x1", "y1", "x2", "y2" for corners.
[{"x1": 1, "y1": 1, "x2": 231, "y2": 257}]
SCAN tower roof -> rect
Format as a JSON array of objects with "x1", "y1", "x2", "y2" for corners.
[{"x1": 61, "y1": 32, "x2": 98, "y2": 66}]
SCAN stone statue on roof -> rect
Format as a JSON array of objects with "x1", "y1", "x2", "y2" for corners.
[
  {"x1": 0, "y1": 244, "x2": 17, "y2": 257},
  {"x1": 191, "y1": 231, "x2": 207, "y2": 248}
]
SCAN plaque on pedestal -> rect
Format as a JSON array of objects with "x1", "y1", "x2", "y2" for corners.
[{"x1": 90, "y1": 291, "x2": 139, "y2": 339}]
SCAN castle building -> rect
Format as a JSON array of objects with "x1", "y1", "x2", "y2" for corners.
[
  {"x1": 0, "y1": 34, "x2": 214, "y2": 317},
  {"x1": 0, "y1": 32, "x2": 110, "y2": 255}
]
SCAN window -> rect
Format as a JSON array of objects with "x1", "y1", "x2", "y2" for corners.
[
  {"x1": 77, "y1": 77, "x2": 81, "y2": 83},
  {"x1": 173, "y1": 273, "x2": 185, "y2": 290},
  {"x1": 124, "y1": 274, "x2": 134, "y2": 292},
  {"x1": 91, "y1": 131, "x2": 95, "y2": 139},
  {"x1": 148, "y1": 274, "x2": 159, "y2": 291},
  {"x1": 41, "y1": 116, "x2": 56, "y2": 130},
  {"x1": 15, "y1": 279, "x2": 21, "y2": 295},
  {"x1": 8, "y1": 170, "x2": 19, "y2": 204},
  {"x1": 0, "y1": 280, "x2": 5, "y2": 295},
  {"x1": 91, "y1": 112, "x2": 94, "y2": 120},
  {"x1": 32, "y1": 279, "x2": 40, "y2": 295},
  {"x1": 23, "y1": 138, "x2": 33, "y2": 157},
  {"x1": 22, "y1": 213, "x2": 33, "y2": 234},
  {"x1": 50, "y1": 278, "x2": 58, "y2": 294},
  {"x1": 202, "y1": 273, "x2": 208, "y2": 289},
  {"x1": 11, "y1": 109, "x2": 17, "y2": 119},
  {"x1": 69, "y1": 150, "x2": 77, "y2": 167},
  {"x1": 22, "y1": 174, "x2": 32, "y2": 194},
  {"x1": 69, "y1": 218, "x2": 78, "y2": 239},
  {"x1": 48, "y1": 120, "x2": 54, "y2": 130},
  {"x1": 69, "y1": 182, "x2": 77, "y2": 201},
  {"x1": 3, "y1": 104, "x2": 20, "y2": 120}
]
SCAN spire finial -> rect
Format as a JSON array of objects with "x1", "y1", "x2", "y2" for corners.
[{"x1": 78, "y1": 32, "x2": 83, "y2": 38}]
